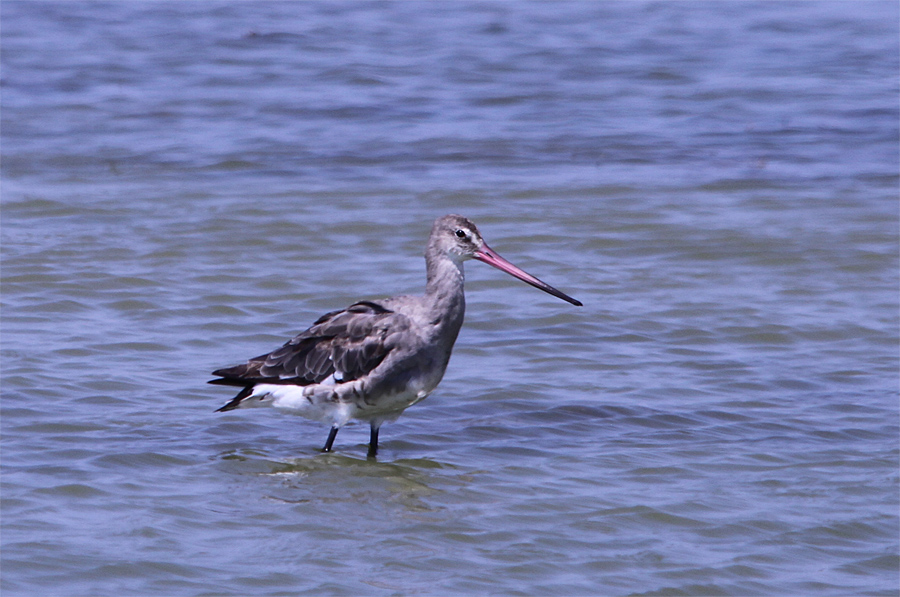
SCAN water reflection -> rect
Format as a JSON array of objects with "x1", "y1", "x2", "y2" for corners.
[{"x1": 216, "y1": 448, "x2": 471, "y2": 514}]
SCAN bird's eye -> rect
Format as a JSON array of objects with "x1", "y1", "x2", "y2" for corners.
[{"x1": 455, "y1": 229, "x2": 467, "y2": 239}]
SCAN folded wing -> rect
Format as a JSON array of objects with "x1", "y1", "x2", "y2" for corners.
[{"x1": 210, "y1": 301, "x2": 412, "y2": 410}]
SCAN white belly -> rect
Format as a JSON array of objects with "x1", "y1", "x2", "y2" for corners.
[{"x1": 244, "y1": 379, "x2": 433, "y2": 428}]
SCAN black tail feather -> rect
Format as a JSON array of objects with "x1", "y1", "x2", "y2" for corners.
[
  {"x1": 215, "y1": 385, "x2": 254, "y2": 412},
  {"x1": 208, "y1": 377, "x2": 250, "y2": 387}
]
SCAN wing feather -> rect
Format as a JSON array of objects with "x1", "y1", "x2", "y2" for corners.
[{"x1": 210, "y1": 301, "x2": 409, "y2": 388}]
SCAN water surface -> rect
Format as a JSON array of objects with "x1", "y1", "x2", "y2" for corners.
[{"x1": 2, "y1": 2, "x2": 898, "y2": 595}]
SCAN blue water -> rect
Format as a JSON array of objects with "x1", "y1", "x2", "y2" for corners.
[{"x1": 2, "y1": 2, "x2": 898, "y2": 595}]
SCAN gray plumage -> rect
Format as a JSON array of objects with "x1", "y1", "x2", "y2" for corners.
[{"x1": 210, "y1": 214, "x2": 581, "y2": 457}]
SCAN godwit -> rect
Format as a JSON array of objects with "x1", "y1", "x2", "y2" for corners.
[{"x1": 210, "y1": 214, "x2": 581, "y2": 457}]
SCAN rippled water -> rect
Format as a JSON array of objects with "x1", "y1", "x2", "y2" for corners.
[{"x1": 2, "y1": 2, "x2": 898, "y2": 595}]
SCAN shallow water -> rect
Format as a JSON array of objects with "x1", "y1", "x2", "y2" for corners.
[{"x1": 2, "y1": 1, "x2": 898, "y2": 595}]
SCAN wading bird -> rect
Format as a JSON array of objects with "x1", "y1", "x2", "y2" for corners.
[{"x1": 211, "y1": 214, "x2": 581, "y2": 457}]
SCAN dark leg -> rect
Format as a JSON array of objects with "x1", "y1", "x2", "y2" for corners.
[
  {"x1": 322, "y1": 426, "x2": 339, "y2": 452},
  {"x1": 367, "y1": 424, "x2": 379, "y2": 458}
]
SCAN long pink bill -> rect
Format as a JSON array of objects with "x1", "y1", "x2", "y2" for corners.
[{"x1": 474, "y1": 244, "x2": 583, "y2": 307}]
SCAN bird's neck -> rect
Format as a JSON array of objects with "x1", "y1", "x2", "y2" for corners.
[{"x1": 424, "y1": 252, "x2": 466, "y2": 338}]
